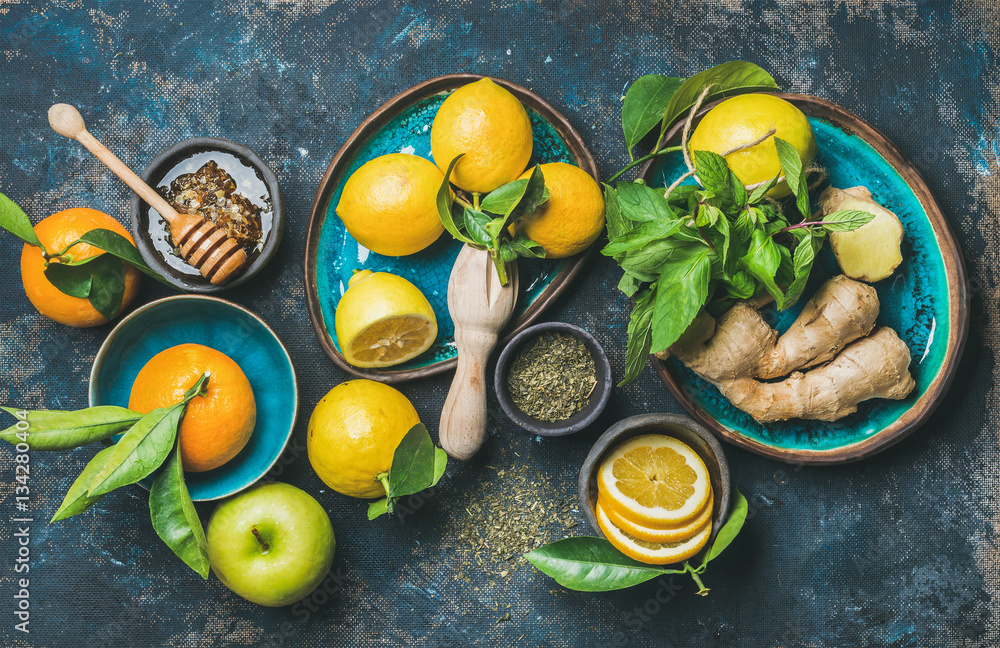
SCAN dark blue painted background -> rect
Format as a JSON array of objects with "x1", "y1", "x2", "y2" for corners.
[{"x1": 1, "y1": 1, "x2": 997, "y2": 646}]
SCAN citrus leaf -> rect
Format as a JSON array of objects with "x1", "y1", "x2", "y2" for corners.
[
  {"x1": 622, "y1": 75, "x2": 684, "y2": 153},
  {"x1": 386, "y1": 423, "x2": 437, "y2": 498},
  {"x1": 50, "y1": 446, "x2": 116, "y2": 523},
  {"x1": 367, "y1": 498, "x2": 390, "y2": 520},
  {"x1": 431, "y1": 447, "x2": 447, "y2": 486},
  {"x1": 86, "y1": 253, "x2": 125, "y2": 321},
  {"x1": 461, "y1": 208, "x2": 492, "y2": 247},
  {"x1": 436, "y1": 155, "x2": 475, "y2": 246},
  {"x1": 150, "y1": 436, "x2": 210, "y2": 579},
  {"x1": 659, "y1": 61, "x2": 778, "y2": 142},
  {"x1": 480, "y1": 178, "x2": 530, "y2": 215},
  {"x1": 0, "y1": 406, "x2": 142, "y2": 450},
  {"x1": 524, "y1": 536, "x2": 680, "y2": 592},
  {"x1": 44, "y1": 261, "x2": 93, "y2": 298},
  {"x1": 77, "y1": 228, "x2": 170, "y2": 284},
  {"x1": 701, "y1": 489, "x2": 748, "y2": 566},
  {"x1": 88, "y1": 373, "x2": 208, "y2": 497},
  {"x1": 0, "y1": 193, "x2": 42, "y2": 248}
]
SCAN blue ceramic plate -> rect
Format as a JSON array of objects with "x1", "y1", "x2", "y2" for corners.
[
  {"x1": 89, "y1": 296, "x2": 297, "y2": 500},
  {"x1": 304, "y1": 74, "x2": 598, "y2": 383},
  {"x1": 645, "y1": 93, "x2": 968, "y2": 464}
]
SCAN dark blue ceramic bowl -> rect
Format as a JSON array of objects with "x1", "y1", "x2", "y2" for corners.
[{"x1": 89, "y1": 295, "x2": 297, "y2": 501}]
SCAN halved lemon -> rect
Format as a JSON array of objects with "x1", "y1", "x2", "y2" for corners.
[
  {"x1": 599, "y1": 487, "x2": 713, "y2": 543},
  {"x1": 335, "y1": 270, "x2": 438, "y2": 368},
  {"x1": 596, "y1": 501, "x2": 712, "y2": 565},
  {"x1": 597, "y1": 434, "x2": 711, "y2": 527}
]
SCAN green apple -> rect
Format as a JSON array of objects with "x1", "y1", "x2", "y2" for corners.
[{"x1": 207, "y1": 482, "x2": 335, "y2": 607}]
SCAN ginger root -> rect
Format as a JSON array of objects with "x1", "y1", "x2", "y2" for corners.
[
  {"x1": 820, "y1": 186, "x2": 904, "y2": 283},
  {"x1": 666, "y1": 275, "x2": 914, "y2": 422}
]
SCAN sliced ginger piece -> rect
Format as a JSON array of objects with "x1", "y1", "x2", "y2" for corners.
[{"x1": 819, "y1": 186, "x2": 904, "y2": 283}]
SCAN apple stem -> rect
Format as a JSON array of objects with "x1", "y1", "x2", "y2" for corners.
[{"x1": 251, "y1": 527, "x2": 270, "y2": 552}]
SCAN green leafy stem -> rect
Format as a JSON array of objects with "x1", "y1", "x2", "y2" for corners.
[
  {"x1": 1, "y1": 373, "x2": 213, "y2": 579},
  {"x1": 367, "y1": 423, "x2": 447, "y2": 520},
  {"x1": 524, "y1": 490, "x2": 748, "y2": 594},
  {"x1": 0, "y1": 193, "x2": 170, "y2": 321},
  {"x1": 435, "y1": 155, "x2": 549, "y2": 285}
]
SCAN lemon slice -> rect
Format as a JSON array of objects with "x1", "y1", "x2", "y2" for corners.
[
  {"x1": 599, "y1": 487, "x2": 713, "y2": 543},
  {"x1": 597, "y1": 434, "x2": 711, "y2": 527},
  {"x1": 335, "y1": 271, "x2": 438, "y2": 368},
  {"x1": 596, "y1": 501, "x2": 712, "y2": 565}
]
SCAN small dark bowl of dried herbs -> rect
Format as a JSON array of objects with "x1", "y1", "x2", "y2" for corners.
[{"x1": 494, "y1": 322, "x2": 612, "y2": 436}]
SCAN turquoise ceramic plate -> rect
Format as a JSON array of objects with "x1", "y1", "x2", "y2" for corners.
[
  {"x1": 89, "y1": 296, "x2": 297, "y2": 500},
  {"x1": 304, "y1": 74, "x2": 598, "y2": 383},
  {"x1": 644, "y1": 93, "x2": 968, "y2": 465}
]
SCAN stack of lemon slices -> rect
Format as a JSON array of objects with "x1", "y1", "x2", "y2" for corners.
[{"x1": 596, "y1": 434, "x2": 714, "y2": 565}]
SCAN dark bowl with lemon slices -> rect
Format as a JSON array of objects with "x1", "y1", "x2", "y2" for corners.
[{"x1": 578, "y1": 413, "x2": 731, "y2": 556}]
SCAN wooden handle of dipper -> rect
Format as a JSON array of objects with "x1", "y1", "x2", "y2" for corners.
[{"x1": 47, "y1": 104, "x2": 247, "y2": 285}]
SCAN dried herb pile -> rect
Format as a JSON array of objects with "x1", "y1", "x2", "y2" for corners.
[{"x1": 505, "y1": 333, "x2": 597, "y2": 422}]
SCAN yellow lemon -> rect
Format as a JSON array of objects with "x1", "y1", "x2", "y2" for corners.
[
  {"x1": 687, "y1": 94, "x2": 816, "y2": 198},
  {"x1": 336, "y1": 153, "x2": 445, "y2": 256},
  {"x1": 335, "y1": 270, "x2": 437, "y2": 368},
  {"x1": 597, "y1": 434, "x2": 712, "y2": 527},
  {"x1": 513, "y1": 162, "x2": 604, "y2": 258},
  {"x1": 307, "y1": 379, "x2": 421, "y2": 499},
  {"x1": 596, "y1": 501, "x2": 712, "y2": 565},
  {"x1": 598, "y1": 488, "x2": 713, "y2": 544},
  {"x1": 431, "y1": 77, "x2": 533, "y2": 193}
]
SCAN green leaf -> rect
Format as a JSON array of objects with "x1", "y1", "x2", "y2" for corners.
[
  {"x1": 650, "y1": 248, "x2": 712, "y2": 353},
  {"x1": 436, "y1": 155, "x2": 475, "y2": 246},
  {"x1": 747, "y1": 173, "x2": 781, "y2": 204},
  {"x1": 481, "y1": 178, "x2": 531, "y2": 216},
  {"x1": 615, "y1": 181, "x2": 675, "y2": 223},
  {"x1": 432, "y1": 447, "x2": 447, "y2": 486},
  {"x1": 88, "y1": 373, "x2": 208, "y2": 498},
  {"x1": 509, "y1": 230, "x2": 546, "y2": 259},
  {"x1": 76, "y1": 228, "x2": 169, "y2": 284},
  {"x1": 603, "y1": 183, "x2": 627, "y2": 242},
  {"x1": 150, "y1": 436, "x2": 210, "y2": 579},
  {"x1": 692, "y1": 150, "x2": 732, "y2": 198},
  {"x1": 695, "y1": 203, "x2": 723, "y2": 228},
  {"x1": 622, "y1": 75, "x2": 684, "y2": 153},
  {"x1": 0, "y1": 406, "x2": 142, "y2": 450},
  {"x1": 701, "y1": 489, "x2": 748, "y2": 566},
  {"x1": 0, "y1": 193, "x2": 42, "y2": 248},
  {"x1": 602, "y1": 218, "x2": 684, "y2": 257},
  {"x1": 44, "y1": 260, "x2": 93, "y2": 298},
  {"x1": 86, "y1": 253, "x2": 125, "y2": 321},
  {"x1": 387, "y1": 423, "x2": 437, "y2": 498},
  {"x1": 461, "y1": 208, "x2": 492, "y2": 247},
  {"x1": 820, "y1": 209, "x2": 876, "y2": 232},
  {"x1": 660, "y1": 61, "x2": 778, "y2": 141},
  {"x1": 783, "y1": 230, "x2": 821, "y2": 308},
  {"x1": 739, "y1": 229, "x2": 784, "y2": 307},
  {"x1": 620, "y1": 288, "x2": 655, "y2": 386},
  {"x1": 367, "y1": 498, "x2": 389, "y2": 520},
  {"x1": 50, "y1": 446, "x2": 116, "y2": 522},
  {"x1": 774, "y1": 137, "x2": 810, "y2": 218},
  {"x1": 724, "y1": 269, "x2": 756, "y2": 300},
  {"x1": 617, "y1": 273, "x2": 643, "y2": 298},
  {"x1": 524, "y1": 536, "x2": 677, "y2": 592}
]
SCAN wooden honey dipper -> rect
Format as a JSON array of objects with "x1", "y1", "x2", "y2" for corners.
[{"x1": 48, "y1": 104, "x2": 247, "y2": 285}]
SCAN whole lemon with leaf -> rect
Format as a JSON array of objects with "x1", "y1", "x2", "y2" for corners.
[
  {"x1": 687, "y1": 93, "x2": 816, "y2": 198},
  {"x1": 334, "y1": 270, "x2": 437, "y2": 368},
  {"x1": 431, "y1": 77, "x2": 533, "y2": 194},
  {"x1": 513, "y1": 162, "x2": 605, "y2": 259},
  {"x1": 336, "y1": 153, "x2": 445, "y2": 257},
  {"x1": 307, "y1": 379, "x2": 421, "y2": 499}
]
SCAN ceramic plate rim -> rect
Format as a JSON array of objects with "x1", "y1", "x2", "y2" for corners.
[
  {"x1": 303, "y1": 73, "x2": 598, "y2": 383},
  {"x1": 641, "y1": 92, "x2": 970, "y2": 465},
  {"x1": 88, "y1": 294, "x2": 299, "y2": 500}
]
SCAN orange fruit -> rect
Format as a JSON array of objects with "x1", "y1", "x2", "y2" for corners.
[
  {"x1": 513, "y1": 162, "x2": 604, "y2": 258},
  {"x1": 20, "y1": 207, "x2": 142, "y2": 327},
  {"x1": 596, "y1": 500, "x2": 712, "y2": 565},
  {"x1": 597, "y1": 434, "x2": 711, "y2": 527},
  {"x1": 128, "y1": 343, "x2": 256, "y2": 472}
]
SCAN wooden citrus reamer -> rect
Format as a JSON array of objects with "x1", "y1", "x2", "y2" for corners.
[
  {"x1": 47, "y1": 104, "x2": 247, "y2": 285},
  {"x1": 439, "y1": 245, "x2": 518, "y2": 460}
]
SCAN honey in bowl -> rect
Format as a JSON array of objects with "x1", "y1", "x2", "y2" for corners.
[{"x1": 149, "y1": 150, "x2": 273, "y2": 277}]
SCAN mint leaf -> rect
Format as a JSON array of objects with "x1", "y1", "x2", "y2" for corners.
[
  {"x1": 615, "y1": 181, "x2": 674, "y2": 223},
  {"x1": 620, "y1": 288, "x2": 655, "y2": 385},
  {"x1": 820, "y1": 209, "x2": 876, "y2": 232},
  {"x1": 774, "y1": 137, "x2": 810, "y2": 218},
  {"x1": 650, "y1": 247, "x2": 712, "y2": 352},
  {"x1": 739, "y1": 229, "x2": 784, "y2": 307}
]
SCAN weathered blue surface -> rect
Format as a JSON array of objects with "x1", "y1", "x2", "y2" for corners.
[{"x1": 0, "y1": 1, "x2": 997, "y2": 646}]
